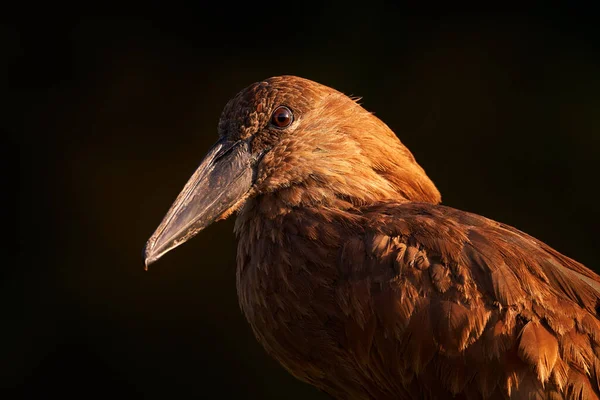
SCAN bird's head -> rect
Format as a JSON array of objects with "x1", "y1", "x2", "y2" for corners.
[{"x1": 144, "y1": 75, "x2": 440, "y2": 267}]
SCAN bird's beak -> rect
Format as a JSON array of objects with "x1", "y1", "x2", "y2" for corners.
[{"x1": 143, "y1": 139, "x2": 254, "y2": 269}]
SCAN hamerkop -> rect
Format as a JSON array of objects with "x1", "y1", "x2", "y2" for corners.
[{"x1": 144, "y1": 76, "x2": 600, "y2": 399}]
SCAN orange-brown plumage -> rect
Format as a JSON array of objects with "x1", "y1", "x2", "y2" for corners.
[{"x1": 145, "y1": 76, "x2": 600, "y2": 399}]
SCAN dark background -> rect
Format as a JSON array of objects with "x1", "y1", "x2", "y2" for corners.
[{"x1": 5, "y1": 6, "x2": 600, "y2": 399}]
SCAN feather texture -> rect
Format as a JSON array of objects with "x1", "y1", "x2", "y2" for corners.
[{"x1": 237, "y1": 201, "x2": 600, "y2": 399}]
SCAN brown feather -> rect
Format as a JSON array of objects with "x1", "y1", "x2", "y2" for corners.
[{"x1": 518, "y1": 321, "x2": 559, "y2": 383}]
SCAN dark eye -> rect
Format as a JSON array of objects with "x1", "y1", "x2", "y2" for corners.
[{"x1": 270, "y1": 106, "x2": 293, "y2": 128}]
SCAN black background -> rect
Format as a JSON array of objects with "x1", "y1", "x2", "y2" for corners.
[{"x1": 5, "y1": 6, "x2": 600, "y2": 399}]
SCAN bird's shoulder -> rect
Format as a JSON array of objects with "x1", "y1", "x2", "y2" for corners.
[
  {"x1": 334, "y1": 201, "x2": 600, "y2": 398},
  {"x1": 344, "y1": 201, "x2": 600, "y2": 309}
]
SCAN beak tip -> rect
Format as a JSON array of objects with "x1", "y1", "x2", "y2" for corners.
[{"x1": 143, "y1": 241, "x2": 157, "y2": 271}]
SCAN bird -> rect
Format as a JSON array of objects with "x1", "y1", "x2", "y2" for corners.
[{"x1": 144, "y1": 75, "x2": 600, "y2": 399}]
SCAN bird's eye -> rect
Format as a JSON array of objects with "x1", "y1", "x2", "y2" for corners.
[{"x1": 270, "y1": 106, "x2": 293, "y2": 128}]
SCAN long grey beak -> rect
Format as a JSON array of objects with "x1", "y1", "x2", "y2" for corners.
[{"x1": 143, "y1": 139, "x2": 254, "y2": 269}]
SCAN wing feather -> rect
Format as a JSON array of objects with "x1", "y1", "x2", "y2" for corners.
[{"x1": 337, "y1": 202, "x2": 600, "y2": 398}]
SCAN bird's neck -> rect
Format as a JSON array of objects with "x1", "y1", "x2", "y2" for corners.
[
  {"x1": 234, "y1": 173, "x2": 423, "y2": 233},
  {"x1": 243, "y1": 166, "x2": 440, "y2": 223}
]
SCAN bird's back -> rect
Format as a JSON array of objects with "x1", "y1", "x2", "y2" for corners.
[{"x1": 236, "y1": 200, "x2": 600, "y2": 399}]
